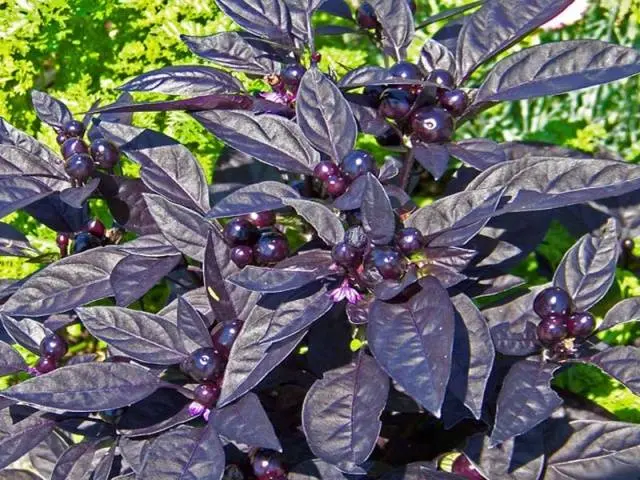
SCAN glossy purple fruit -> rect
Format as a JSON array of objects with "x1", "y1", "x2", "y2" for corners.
[
  {"x1": 379, "y1": 89, "x2": 413, "y2": 120},
  {"x1": 313, "y1": 161, "x2": 340, "y2": 181},
  {"x1": 325, "y1": 175, "x2": 348, "y2": 197},
  {"x1": 194, "y1": 383, "x2": 221, "y2": 407},
  {"x1": 254, "y1": 233, "x2": 289, "y2": 265},
  {"x1": 61, "y1": 137, "x2": 89, "y2": 159},
  {"x1": 332, "y1": 242, "x2": 363, "y2": 268},
  {"x1": 367, "y1": 246, "x2": 407, "y2": 280},
  {"x1": 65, "y1": 153, "x2": 94, "y2": 182},
  {"x1": 55, "y1": 132, "x2": 68, "y2": 146},
  {"x1": 356, "y1": 2, "x2": 378, "y2": 29},
  {"x1": 537, "y1": 315, "x2": 569, "y2": 346},
  {"x1": 223, "y1": 218, "x2": 259, "y2": 247},
  {"x1": 34, "y1": 356, "x2": 57, "y2": 375},
  {"x1": 340, "y1": 150, "x2": 377, "y2": 180},
  {"x1": 452, "y1": 455, "x2": 484, "y2": 480},
  {"x1": 230, "y1": 245, "x2": 254, "y2": 268},
  {"x1": 211, "y1": 319, "x2": 243, "y2": 358},
  {"x1": 426, "y1": 69, "x2": 455, "y2": 89},
  {"x1": 622, "y1": 238, "x2": 635, "y2": 251},
  {"x1": 56, "y1": 232, "x2": 70, "y2": 249},
  {"x1": 245, "y1": 211, "x2": 276, "y2": 228},
  {"x1": 395, "y1": 227, "x2": 425, "y2": 255},
  {"x1": 39, "y1": 333, "x2": 68, "y2": 360},
  {"x1": 281, "y1": 63, "x2": 306, "y2": 87},
  {"x1": 311, "y1": 51, "x2": 322, "y2": 63},
  {"x1": 389, "y1": 61, "x2": 422, "y2": 81},
  {"x1": 87, "y1": 218, "x2": 106, "y2": 238},
  {"x1": 72, "y1": 232, "x2": 103, "y2": 254},
  {"x1": 567, "y1": 312, "x2": 596, "y2": 339},
  {"x1": 439, "y1": 89, "x2": 468, "y2": 116},
  {"x1": 181, "y1": 347, "x2": 225, "y2": 382},
  {"x1": 533, "y1": 287, "x2": 573, "y2": 319},
  {"x1": 411, "y1": 106, "x2": 454, "y2": 143},
  {"x1": 252, "y1": 450, "x2": 287, "y2": 480},
  {"x1": 90, "y1": 139, "x2": 120, "y2": 169},
  {"x1": 63, "y1": 119, "x2": 85, "y2": 138}
]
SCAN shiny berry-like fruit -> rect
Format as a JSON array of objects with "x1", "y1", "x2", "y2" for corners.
[
  {"x1": 244, "y1": 211, "x2": 276, "y2": 228},
  {"x1": 55, "y1": 132, "x2": 68, "y2": 146},
  {"x1": 211, "y1": 319, "x2": 243, "y2": 358},
  {"x1": 622, "y1": 238, "x2": 635, "y2": 251},
  {"x1": 90, "y1": 139, "x2": 120, "y2": 169},
  {"x1": 533, "y1": 287, "x2": 573, "y2": 319},
  {"x1": 194, "y1": 383, "x2": 221, "y2": 408},
  {"x1": 181, "y1": 347, "x2": 225, "y2": 382},
  {"x1": 426, "y1": 69, "x2": 455, "y2": 89},
  {"x1": 34, "y1": 356, "x2": 57, "y2": 375},
  {"x1": 379, "y1": 89, "x2": 413, "y2": 120},
  {"x1": 252, "y1": 450, "x2": 287, "y2": 480},
  {"x1": 367, "y1": 246, "x2": 407, "y2": 280},
  {"x1": 65, "y1": 153, "x2": 94, "y2": 182},
  {"x1": 395, "y1": 227, "x2": 425, "y2": 255},
  {"x1": 230, "y1": 245, "x2": 254, "y2": 268},
  {"x1": 389, "y1": 61, "x2": 422, "y2": 81},
  {"x1": 344, "y1": 226, "x2": 369, "y2": 251},
  {"x1": 537, "y1": 315, "x2": 568, "y2": 346},
  {"x1": 87, "y1": 218, "x2": 106, "y2": 238},
  {"x1": 72, "y1": 232, "x2": 103, "y2": 254},
  {"x1": 313, "y1": 161, "x2": 340, "y2": 181},
  {"x1": 254, "y1": 233, "x2": 289, "y2": 265},
  {"x1": 410, "y1": 106, "x2": 454, "y2": 143},
  {"x1": 356, "y1": 2, "x2": 378, "y2": 29},
  {"x1": 60, "y1": 137, "x2": 89, "y2": 159},
  {"x1": 340, "y1": 150, "x2": 377, "y2": 181},
  {"x1": 566, "y1": 312, "x2": 596, "y2": 339},
  {"x1": 56, "y1": 232, "x2": 70, "y2": 249},
  {"x1": 223, "y1": 218, "x2": 259, "y2": 247},
  {"x1": 311, "y1": 51, "x2": 322, "y2": 63},
  {"x1": 39, "y1": 333, "x2": 68, "y2": 360},
  {"x1": 63, "y1": 120, "x2": 86, "y2": 138},
  {"x1": 452, "y1": 455, "x2": 484, "y2": 480},
  {"x1": 439, "y1": 89, "x2": 468, "y2": 116},
  {"x1": 325, "y1": 175, "x2": 348, "y2": 197},
  {"x1": 281, "y1": 64, "x2": 306, "y2": 87},
  {"x1": 332, "y1": 242, "x2": 363, "y2": 268}
]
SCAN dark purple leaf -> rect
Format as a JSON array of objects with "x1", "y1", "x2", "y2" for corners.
[
  {"x1": 1, "y1": 363, "x2": 163, "y2": 412},
  {"x1": 433, "y1": 17, "x2": 464, "y2": 55},
  {"x1": 228, "y1": 264, "x2": 333, "y2": 293},
  {"x1": 77, "y1": 306, "x2": 188, "y2": 365},
  {"x1": 368, "y1": 0, "x2": 414, "y2": 60},
  {"x1": 0, "y1": 176, "x2": 52, "y2": 219},
  {"x1": 346, "y1": 298, "x2": 371, "y2": 325},
  {"x1": 91, "y1": 93, "x2": 252, "y2": 115},
  {"x1": 207, "y1": 181, "x2": 299, "y2": 218},
  {"x1": 378, "y1": 156, "x2": 402, "y2": 182},
  {"x1": 29, "y1": 432, "x2": 71, "y2": 480},
  {"x1": 584, "y1": 347, "x2": 640, "y2": 396},
  {"x1": 598, "y1": 297, "x2": 640, "y2": 333},
  {"x1": 2, "y1": 247, "x2": 126, "y2": 317},
  {"x1": 283, "y1": 198, "x2": 344, "y2": 246},
  {"x1": 467, "y1": 156, "x2": 640, "y2": 214},
  {"x1": 0, "y1": 470, "x2": 42, "y2": 480},
  {"x1": 302, "y1": 353, "x2": 389, "y2": 473},
  {"x1": 58, "y1": 177, "x2": 100, "y2": 208},
  {"x1": 91, "y1": 444, "x2": 116, "y2": 480},
  {"x1": 121, "y1": 404, "x2": 194, "y2": 438},
  {"x1": 119, "y1": 437, "x2": 151, "y2": 474},
  {"x1": 0, "y1": 145, "x2": 68, "y2": 191},
  {"x1": 111, "y1": 253, "x2": 181, "y2": 307},
  {"x1": 0, "y1": 414, "x2": 57, "y2": 469},
  {"x1": 476, "y1": 40, "x2": 640, "y2": 103},
  {"x1": 338, "y1": 66, "x2": 389, "y2": 89},
  {"x1": 138, "y1": 424, "x2": 224, "y2": 480},
  {"x1": 31, "y1": 90, "x2": 73, "y2": 129},
  {"x1": 380, "y1": 462, "x2": 466, "y2": 480},
  {"x1": 98, "y1": 176, "x2": 160, "y2": 236},
  {"x1": 209, "y1": 393, "x2": 281, "y2": 451},
  {"x1": 553, "y1": 218, "x2": 619, "y2": 311},
  {"x1": 318, "y1": 0, "x2": 352, "y2": 19},
  {"x1": 193, "y1": 110, "x2": 320, "y2": 174},
  {"x1": 332, "y1": 175, "x2": 367, "y2": 210},
  {"x1": 0, "y1": 340, "x2": 26, "y2": 375},
  {"x1": 490, "y1": 359, "x2": 562, "y2": 446},
  {"x1": 368, "y1": 277, "x2": 455, "y2": 416},
  {"x1": 374, "y1": 266, "x2": 419, "y2": 301},
  {"x1": 181, "y1": 32, "x2": 279, "y2": 76},
  {"x1": 545, "y1": 419, "x2": 640, "y2": 479},
  {"x1": 418, "y1": 39, "x2": 455, "y2": 74},
  {"x1": 446, "y1": 139, "x2": 506, "y2": 171},
  {"x1": 144, "y1": 194, "x2": 214, "y2": 262},
  {"x1": 413, "y1": 143, "x2": 450, "y2": 180},
  {"x1": 214, "y1": 0, "x2": 293, "y2": 46},
  {"x1": 0, "y1": 316, "x2": 52, "y2": 354},
  {"x1": 456, "y1": 0, "x2": 574, "y2": 83},
  {"x1": 51, "y1": 441, "x2": 98, "y2": 480},
  {"x1": 449, "y1": 294, "x2": 494, "y2": 419},
  {"x1": 0, "y1": 117, "x2": 62, "y2": 169},
  {"x1": 118, "y1": 234, "x2": 180, "y2": 257},
  {"x1": 361, "y1": 174, "x2": 395, "y2": 245},
  {"x1": 289, "y1": 459, "x2": 352, "y2": 479},
  {"x1": 160, "y1": 287, "x2": 213, "y2": 325},
  {"x1": 296, "y1": 67, "x2": 357, "y2": 162},
  {"x1": 178, "y1": 297, "x2": 214, "y2": 350},
  {"x1": 406, "y1": 187, "x2": 503, "y2": 247},
  {"x1": 120, "y1": 65, "x2": 243, "y2": 96},
  {"x1": 416, "y1": 1, "x2": 483, "y2": 29},
  {"x1": 117, "y1": 388, "x2": 190, "y2": 435},
  {"x1": 0, "y1": 222, "x2": 35, "y2": 257}
]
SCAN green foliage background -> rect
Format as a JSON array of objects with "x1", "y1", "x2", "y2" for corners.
[{"x1": 2, "y1": 0, "x2": 640, "y2": 419}]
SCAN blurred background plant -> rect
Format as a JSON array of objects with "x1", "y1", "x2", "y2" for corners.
[{"x1": 2, "y1": 0, "x2": 640, "y2": 418}]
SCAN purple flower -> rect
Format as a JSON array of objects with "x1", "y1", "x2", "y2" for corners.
[
  {"x1": 329, "y1": 279, "x2": 363, "y2": 304},
  {"x1": 188, "y1": 400, "x2": 210, "y2": 420}
]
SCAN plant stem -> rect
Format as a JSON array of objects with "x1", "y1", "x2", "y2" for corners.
[{"x1": 399, "y1": 148, "x2": 415, "y2": 192}]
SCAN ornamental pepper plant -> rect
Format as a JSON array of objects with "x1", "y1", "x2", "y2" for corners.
[{"x1": 2, "y1": 0, "x2": 640, "y2": 479}]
